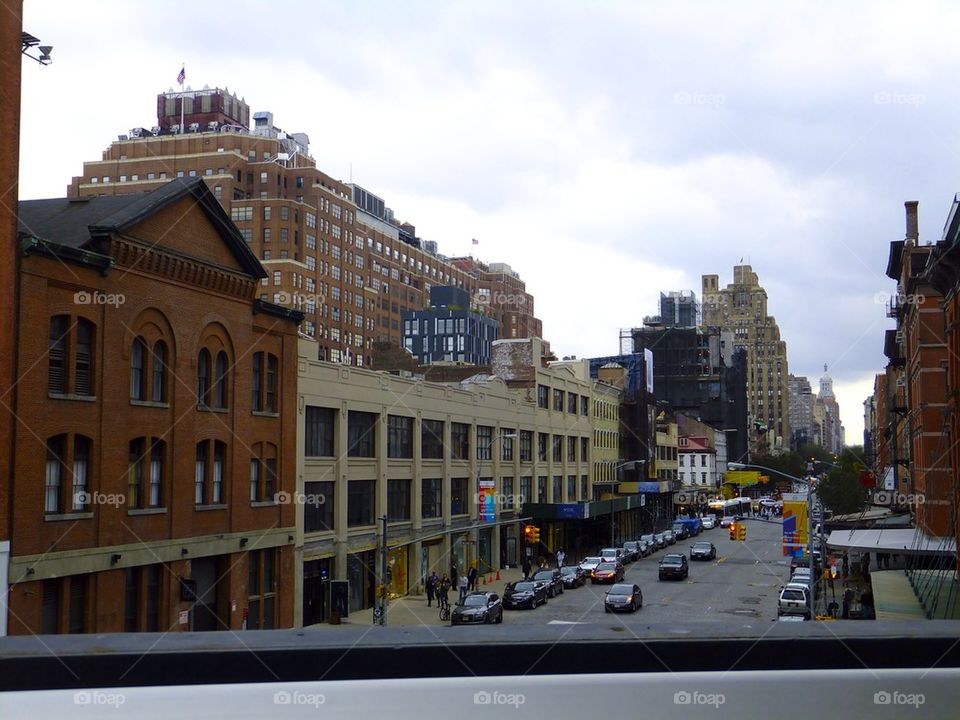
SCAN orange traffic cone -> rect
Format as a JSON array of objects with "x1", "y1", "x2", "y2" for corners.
[{"x1": 495, "y1": 569, "x2": 501, "y2": 580}]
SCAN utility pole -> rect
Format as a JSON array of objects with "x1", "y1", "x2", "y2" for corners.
[{"x1": 376, "y1": 514, "x2": 388, "y2": 626}]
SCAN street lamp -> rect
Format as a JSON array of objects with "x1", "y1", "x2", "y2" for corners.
[{"x1": 730, "y1": 462, "x2": 818, "y2": 620}]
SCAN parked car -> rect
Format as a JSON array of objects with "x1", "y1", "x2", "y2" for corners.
[
  {"x1": 640, "y1": 534, "x2": 658, "y2": 552},
  {"x1": 674, "y1": 517, "x2": 702, "y2": 536},
  {"x1": 451, "y1": 591, "x2": 503, "y2": 625},
  {"x1": 604, "y1": 583, "x2": 643, "y2": 613},
  {"x1": 777, "y1": 584, "x2": 811, "y2": 619},
  {"x1": 790, "y1": 567, "x2": 814, "y2": 590},
  {"x1": 559, "y1": 565, "x2": 587, "y2": 588},
  {"x1": 664, "y1": 531, "x2": 677, "y2": 546},
  {"x1": 621, "y1": 541, "x2": 642, "y2": 562},
  {"x1": 591, "y1": 561, "x2": 625, "y2": 584},
  {"x1": 658, "y1": 553, "x2": 689, "y2": 581},
  {"x1": 671, "y1": 527, "x2": 684, "y2": 543},
  {"x1": 600, "y1": 547, "x2": 624, "y2": 564},
  {"x1": 690, "y1": 541, "x2": 717, "y2": 561},
  {"x1": 531, "y1": 568, "x2": 565, "y2": 598},
  {"x1": 651, "y1": 533, "x2": 665, "y2": 549},
  {"x1": 503, "y1": 581, "x2": 548, "y2": 609},
  {"x1": 671, "y1": 523, "x2": 689, "y2": 541},
  {"x1": 579, "y1": 556, "x2": 603, "y2": 575},
  {"x1": 637, "y1": 539, "x2": 652, "y2": 557}
]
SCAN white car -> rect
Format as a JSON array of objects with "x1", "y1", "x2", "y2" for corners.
[
  {"x1": 720, "y1": 516, "x2": 736, "y2": 528},
  {"x1": 579, "y1": 556, "x2": 603, "y2": 574},
  {"x1": 701, "y1": 516, "x2": 716, "y2": 530}
]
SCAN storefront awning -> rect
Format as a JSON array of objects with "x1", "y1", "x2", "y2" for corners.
[{"x1": 825, "y1": 528, "x2": 956, "y2": 555}]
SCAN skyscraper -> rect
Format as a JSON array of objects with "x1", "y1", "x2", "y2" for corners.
[{"x1": 702, "y1": 265, "x2": 790, "y2": 454}]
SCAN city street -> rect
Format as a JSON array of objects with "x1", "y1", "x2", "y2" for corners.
[{"x1": 504, "y1": 518, "x2": 789, "y2": 626}]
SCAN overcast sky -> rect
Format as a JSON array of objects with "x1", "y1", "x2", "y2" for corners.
[{"x1": 20, "y1": 0, "x2": 960, "y2": 445}]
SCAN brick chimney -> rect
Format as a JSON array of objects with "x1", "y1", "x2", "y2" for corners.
[{"x1": 905, "y1": 200, "x2": 919, "y2": 246}]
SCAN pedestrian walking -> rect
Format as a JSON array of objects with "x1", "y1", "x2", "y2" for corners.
[
  {"x1": 842, "y1": 587, "x2": 853, "y2": 619},
  {"x1": 467, "y1": 565, "x2": 478, "y2": 591},
  {"x1": 522, "y1": 557, "x2": 532, "y2": 581},
  {"x1": 425, "y1": 573, "x2": 435, "y2": 607},
  {"x1": 438, "y1": 575, "x2": 451, "y2": 612},
  {"x1": 458, "y1": 574, "x2": 469, "y2": 604},
  {"x1": 450, "y1": 563, "x2": 458, "y2": 588},
  {"x1": 556, "y1": 548, "x2": 566, "y2": 568}
]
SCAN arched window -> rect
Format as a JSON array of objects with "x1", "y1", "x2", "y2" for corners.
[
  {"x1": 152, "y1": 341, "x2": 167, "y2": 402},
  {"x1": 213, "y1": 352, "x2": 228, "y2": 408},
  {"x1": 197, "y1": 349, "x2": 211, "y2": 406},
  {"x1": 48, "y1": 316, "x2": 69, "y2": 394},
  {"x1": 75, "y1": 319, "x2": 94, "y2": 396},
  {"x1": 130, "y1": 337, "x2": 147, "y2": 400}
]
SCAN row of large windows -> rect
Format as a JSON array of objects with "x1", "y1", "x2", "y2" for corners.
[
  {"x1": 43, "y1": 433, "x2": 280, "y2": 514},
  {"x1": 304, "y1": 407, "x2": 590, "y2": 463},
  {"x1": 536, "y1": 384, "x2": 590, "y2": 416},
  {"x1": 302, "y1": 473, "x2": 589, "y2": 534},
  {"x1": 48, "y1": 317, "x2": 280, "y2": 414}
]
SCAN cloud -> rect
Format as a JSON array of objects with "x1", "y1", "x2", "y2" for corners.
[{"x1": 21, "y1": 0, "x2": 960, "y2": 446}]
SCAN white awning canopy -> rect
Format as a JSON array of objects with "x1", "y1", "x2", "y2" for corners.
[{"x1": 826, "y1": 528, "x2": 956, "y2": 555}]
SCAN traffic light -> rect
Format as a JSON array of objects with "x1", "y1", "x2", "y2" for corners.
[
  {"x1": 531, "y1": 527, "x2": 540, "y2": 544},
  {"x1": 729, "y1": 523, "x2": 737, "y2": 541},
  {"x1": 524, "y1": 524, "x2": 540, "y2": 544},
  {"x1": 737, "y1": 524, "x2": 747, "y2": 541}
]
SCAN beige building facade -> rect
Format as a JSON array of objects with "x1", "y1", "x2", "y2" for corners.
[{"x1": 295, "y1": 338, "x2": 593, "y2": 625}]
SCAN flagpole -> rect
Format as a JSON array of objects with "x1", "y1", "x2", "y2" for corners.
[{"x1": 179, "y1": 63, "x2": 185, "y2": 132}]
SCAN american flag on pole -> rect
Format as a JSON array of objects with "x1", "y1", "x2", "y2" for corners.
[{"x1": 177, "y1": 66, "x2": 186, "y2": 85}]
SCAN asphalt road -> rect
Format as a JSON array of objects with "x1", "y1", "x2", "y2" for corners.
[{"x1": 504, "y1": 518, "x2": 792, "y2": 627}]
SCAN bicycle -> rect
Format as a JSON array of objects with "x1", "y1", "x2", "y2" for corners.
[{"x1": 438, "y1": 598, "x2": 451, "y2": 621}]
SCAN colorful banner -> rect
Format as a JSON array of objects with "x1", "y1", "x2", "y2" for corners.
[
  {"x1": 781, "y1": 492, "x2": 808, "y2": 557},
  {"x1": 479, "y1": 479, "x2": 496, "y2": 523}
]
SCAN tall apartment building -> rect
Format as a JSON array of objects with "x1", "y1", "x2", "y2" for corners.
[
  {"x1": 9, "y1": 180, "x2": 303, "y2": 635},
  {"x1": 67, "y1": 87, "x2": 545, "y2": 367},
  {"x1": 787, "y1": 374, "x2": 815, "y2": 450},
  {"x1": 702, "y1": 265, "x2": 790, "y2": 454}
]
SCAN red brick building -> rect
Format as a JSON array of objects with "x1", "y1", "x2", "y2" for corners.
[
  {"x1": 7, "y1": 178, "x2": 302, "y2": 634},
  {"x1": 0, "y1": 0, "x2": 24, "y2": 637},
  {"x1": 923, "y1": 194, "x2": 960, "y2": 574},
  {"x1": 884, "y1": 201, "x2": 951, "y2": 537}
]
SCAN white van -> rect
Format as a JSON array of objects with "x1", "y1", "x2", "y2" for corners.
[{"x1": 778, "y1": 585, "x2": 810, "y2": 619}]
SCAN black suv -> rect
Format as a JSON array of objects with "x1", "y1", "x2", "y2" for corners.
[
  {"x1": 658, "y1": 553, "x2": 689, "y2": 580},
  {"x1": 531, "y1": 568, "x2": 565, "y2": 598}
]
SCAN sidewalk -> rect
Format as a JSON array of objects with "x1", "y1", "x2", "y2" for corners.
[{"x1": 312, "y1": 567, "x2": 527, "y2": 628}]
